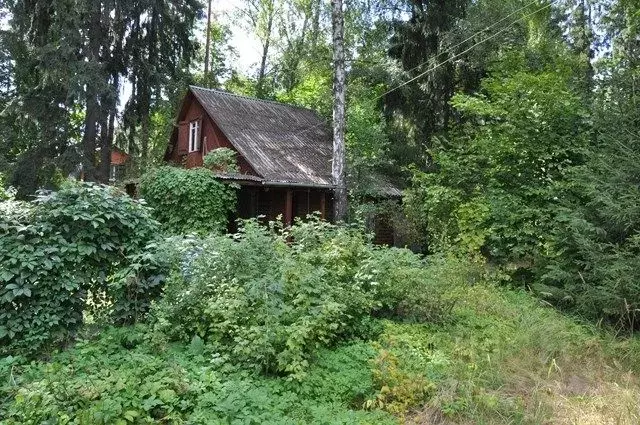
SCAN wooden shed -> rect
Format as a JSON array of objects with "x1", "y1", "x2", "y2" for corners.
[
  {"x1": 165, "y1": 86, "x2": 337, "y2": 225},
  {"x1": 165, "y1": 86, "x2": 403, "y2": 242}
]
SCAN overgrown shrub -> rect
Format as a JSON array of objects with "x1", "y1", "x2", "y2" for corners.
[
  {"x1": 404, "y1": 51, "x2": 587, "y2": 269},
  {"x1": 532, "y1": 48, "x2": 640, "y2": 330},
  {"x1": 364, "y1": 250, "x2": 470, "y2": 323},
  {"x1": 0, "y1": 182, "x2": 160, "y2": 354},
  {"x1": 139, "y1": 166, "x2": 238, "y2": 234},
  {"x1": 152, "y1": 219, "x2": 376, "y2": 379},
  {"x1": 203, "y1": 147, "x2": 239, "y2": 173},
  {"x1": 0, "y1": 326, "x2": 396, "y2": 424},
  {"x1": 152, "y1": 217, "x2": 464, "y2": 379},
  {"x1": 365, "y1": 346, "x2": 435, "y2": 415}
]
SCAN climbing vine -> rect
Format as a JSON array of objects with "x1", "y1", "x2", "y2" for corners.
[{"x1": 140, "y1": 166, "x2": 238, "y2": 234}]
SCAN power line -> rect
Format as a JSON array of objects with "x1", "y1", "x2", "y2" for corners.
[
  {"x1": 398, "y1": 0, "x2": 550, "y2": 78},
  {"x1": 297, "y1": 0, "x2": 554, "y2": 137},
  {"x1": 378, "y1": 1, "x2": 554, "y2": 99}
]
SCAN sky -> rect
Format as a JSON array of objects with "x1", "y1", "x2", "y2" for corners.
[{"x1": 211, "y1": 0, "x2": 259, "y2": 74}]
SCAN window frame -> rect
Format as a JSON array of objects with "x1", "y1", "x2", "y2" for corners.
[{"x1": 188, "y1": 120, "x2": 200, "y2": 153}]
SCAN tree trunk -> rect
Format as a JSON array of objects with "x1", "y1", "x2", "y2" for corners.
[
  {"x1": 311, "y1": 0, "x2": 321, "y2": 53},
  {"x1": 140, "y1": 2, "x2": 159, "y2": 169},
  {"x1": 256, "y1": 1, "x2": 274, "y2": 98},
  {"x1": 579, "y1": 0, "x2": 594, "y2": 98},
  {"x1": 331, "y1": 0, "x2": 347, "y2": 222},
  {"x1": 98, "y1": 99, "x2": 110, "y2": 183},
  {"x1": 81, "y1": 0, "x2": 103, "y2": 181},
  {"x1": 97, "y1": 74, "x2": 119, "y2": 183},
  {"x1": 204, "y1": 0, "x2": 213, "y2": 86},
  {"x1": 140, "y1": 104, "x2": 150, "y2": 168}
]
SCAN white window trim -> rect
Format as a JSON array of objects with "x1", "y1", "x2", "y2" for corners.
[{"x1": 188, "y1": 120, "x2": 200, "y2": 153}]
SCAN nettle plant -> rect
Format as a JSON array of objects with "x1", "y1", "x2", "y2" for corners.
[
  {"x1": 0, "y1": 182, "x2": 161, "y2": 354},
  {"x1": 140, "y1": 166, "x2": 238, "y2": 235}
]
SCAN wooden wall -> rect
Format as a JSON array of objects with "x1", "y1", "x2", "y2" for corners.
[
  {"x1": 167, "y1": 93, "x2": 256, "y2": 175},
  {"x1": 235, "y1": 186, "x2": 332, "y2": 224}
]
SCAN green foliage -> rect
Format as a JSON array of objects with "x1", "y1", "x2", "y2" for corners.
[
  {"x1": 152, "y1": 218, "x2": 376, "y2": 379},
  {"x1": 276, "y1": 68, "x2": 332, "y2": 116},
  {"x1": 365, "y1": 346, "x2": 435, "y2": 415},
  {"x1": 139, "y1": 166, "x2": 238, "y2": 235},
  {"x1": 405, "y1": 49, "x2": 587, "y2": 269},
  {"x1": 0, "y1": 326, "x2": 396, "y2": 424},
  {"x1": 367, "y1": 252, "x2": 472, "y2": 323},
  {"x1": 537, "y1": 19, "x2": 640, "y2": 328},
  {"x1": 4, "y1": 244, "x2": 640, "y2": 424},
  {"x1": 0, "y1": 182, "x2": 159, "y2": 355},
  {"x1": 152, "y1": 217, "x2": 453, "y2": 379},
  {"x1": 0, "y1": 174, "x2": 15, "y2": 201},
  {"x1": 203, "y1": 147, "x2": 239, "y2": 173}
]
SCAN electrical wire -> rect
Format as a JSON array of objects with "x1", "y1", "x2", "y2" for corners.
[
  {"x1": 396, "y1": 0, "x2": 552, "y2": 78},
  {"x1": 296, "y1": 0, "x2": 555, "y2": 137}
]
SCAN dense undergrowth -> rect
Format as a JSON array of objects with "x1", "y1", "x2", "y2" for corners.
[
  {"x1": 2, "y1": 183, "x2": 640, "y2": 424},
  {"x1": 2, "y1": 278, "x2": 640, "y2": 424}
]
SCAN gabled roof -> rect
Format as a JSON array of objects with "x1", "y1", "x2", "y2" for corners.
[{"x1": 189, "y1": 86, "x2": 333, "y2": 187}]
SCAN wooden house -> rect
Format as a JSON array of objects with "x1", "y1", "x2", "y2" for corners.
[
  {"x1": 109, "y1": 147, "x2": 130, "y2": 183},
  {"x1": 165, "y1": 86, "x2": 401, "y2": 239}
]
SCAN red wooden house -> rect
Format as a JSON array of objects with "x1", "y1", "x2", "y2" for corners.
[
  {"x1": 165, "y1": 86, "x2": 337, "y2": 226},
  {"x1": 109, "y1": 147, "x2": 130, "y2": 182}
]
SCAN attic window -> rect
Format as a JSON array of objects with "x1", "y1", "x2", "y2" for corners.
[{"x1": 188, "y1": 120, "x2": 200, "y2": 152}]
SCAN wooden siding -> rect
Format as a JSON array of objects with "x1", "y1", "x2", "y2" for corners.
[
  {"x1": 235, "y1": 186, "x2": 332, "y2": 224},
  {"x1": 167, "y1": 93, "x2": 258, "y2": 175},
  {"x1": 110, "y1": 149, "x2": 129, "y2": 165}
]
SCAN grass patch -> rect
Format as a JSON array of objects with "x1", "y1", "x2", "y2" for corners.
[
  {"x1": 390, "y1": 284, "x2": 640, "y2": 424},
  {"x1": 2, "y1": 270, "x2": 640, "y2": 424}
]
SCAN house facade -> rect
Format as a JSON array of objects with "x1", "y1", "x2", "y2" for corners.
[{"x1": 164, "y1": 86, "x2": 335, "y2": 226}]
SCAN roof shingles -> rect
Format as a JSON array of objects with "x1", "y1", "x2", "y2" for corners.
[{"x1": 190, "y1": 86, "x2": 333, "y2": 187}]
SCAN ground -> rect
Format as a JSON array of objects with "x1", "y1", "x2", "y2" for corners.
[{"x1": 2, "y1": 283, "x2": 640, "y2": 424}]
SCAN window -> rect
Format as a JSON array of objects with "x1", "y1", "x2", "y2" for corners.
[{"x1": 188, "y1": 120, "x2": 200, "y2": 152}]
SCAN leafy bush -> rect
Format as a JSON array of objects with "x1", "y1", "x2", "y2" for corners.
[
  {"x1": 404, "y1": 51, "x2": 587, "y2": 270},
  {"x1": 153, "y1": 219, "x2": 458, "y2": 378},
  {"x1": 365, "y1": 346, "x2": 435, "y2": 415},
  {"x1": 535, "y1": 49, "x2": 640, "y2": 330},
  {"x1": 152, "y1": 219, "x2": 377, "y2": 379},
  {"x1": 0, "y1": 326, "x2": 396, "y2": 424},
  {"x1": 203, "y1": 147, "x2": 239, "y2": 173},
  {"x1": 139, "y1": 166, "x2": 237, "y2": 235},
  {"x1": 152, "y1": 217, "x2": 456, "y2": 379},
  {"x1": 0, "y1": 182, "x2": 159, "y2": 354},
  {"x1": 367, "y1": 251, "x2": 472, "y2": 323}
]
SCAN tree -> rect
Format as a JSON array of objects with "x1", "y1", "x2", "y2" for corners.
[
  {"x1": 238, "y1": 0, "x2": 278, "y2": 98},
  {"x1": 404, "y1": 15, "x2": 588, "y2": 260},
  {"x1": 2, "y1": 0, "x2": 84, "y2": 195},
  {"x1": 331, "y1": 0, "x2": 347, "y2": 221},
  {"x1": 1, "y1": 0, "x2": 202, "y2": 195},
  {"x1": 122, "y1": 0, "x2": 201, "y2": 170},
  {"x1": 204, "y1": 0, "x2": 214, "y2": 85},
  {"x1": 538, "y1": 0, "x2": 640, "y2": 329}
]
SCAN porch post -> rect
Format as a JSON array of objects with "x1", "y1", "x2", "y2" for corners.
[
  {"x1": 285, "y1": 189, "x2": 293, "y2": 226},
  {"x1": 320, "y1": 191, "x2": 326, "y2": 220}
]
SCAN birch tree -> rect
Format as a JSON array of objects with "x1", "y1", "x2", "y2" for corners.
[{"x1": 331, "y1": 0, "x2": 347, "y2": 221}]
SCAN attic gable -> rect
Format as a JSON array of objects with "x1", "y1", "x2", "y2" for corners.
[{"x1": 189, "y1": 86, "x2": 333, "y2": 187}]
